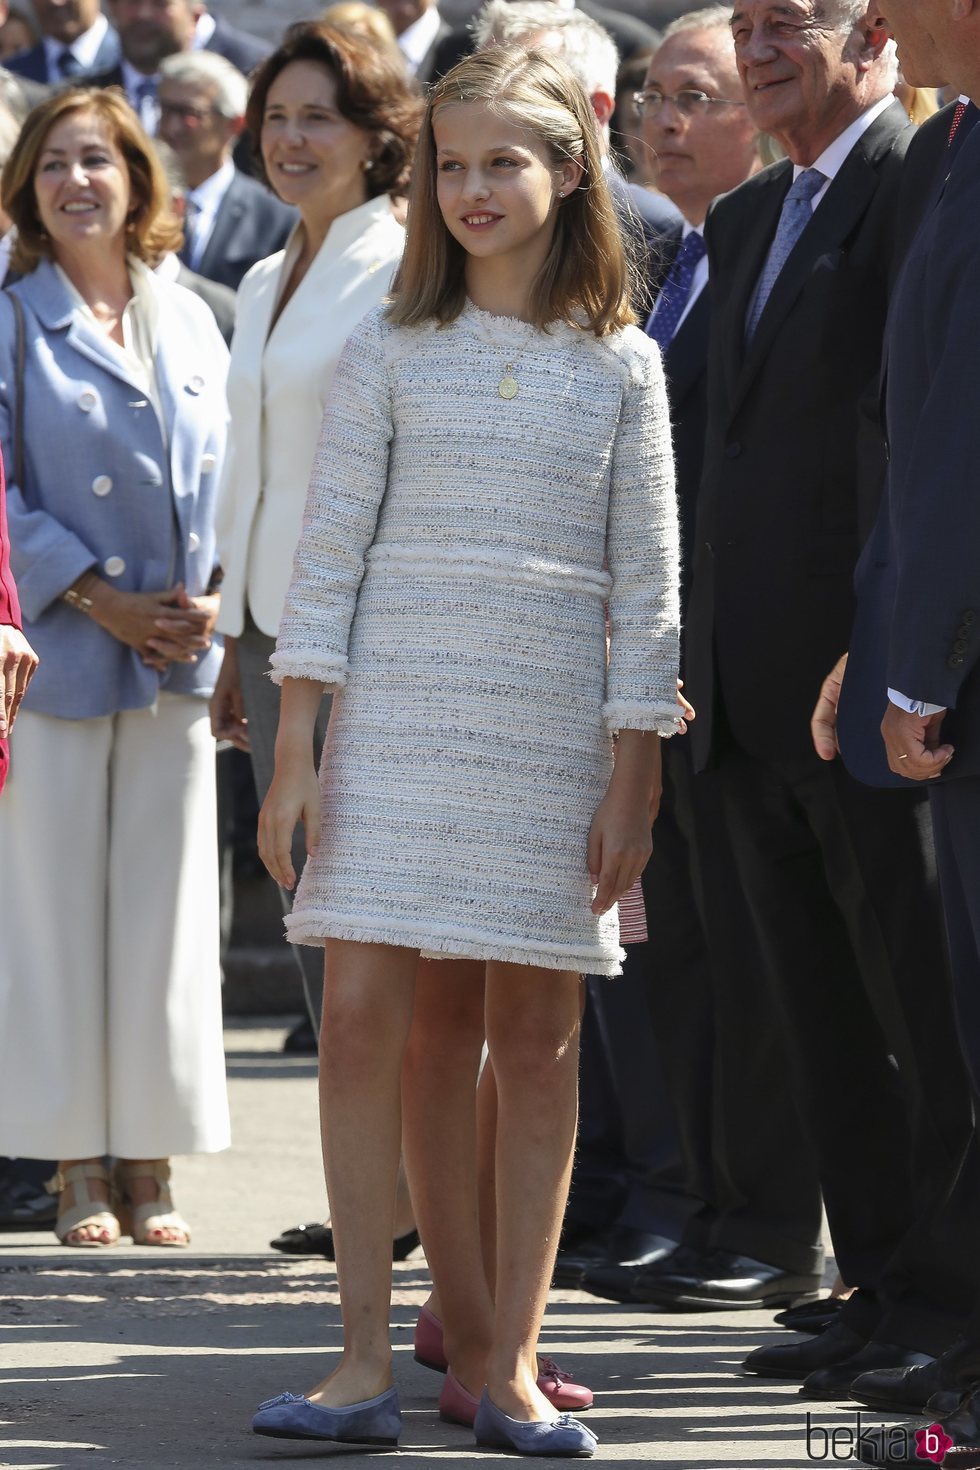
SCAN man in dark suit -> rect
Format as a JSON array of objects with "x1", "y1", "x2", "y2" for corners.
[
  {"x1": 157, "y1": 51, "x2": 293, "y2": 292},
  {"x1": 91, "y1": 0, "x2": 267, "y2": 133},
  {"x1": 583, "y1": 4, "x2": 826, "y2": 1315},
  {"x1": 806, "y1": 14, "x2": 980, "y2": 1462},
  {"x1": 683, "y1": 0, "x2": 980, "y2": 1397},
  {"x1": 6, "y1": 0, "x2": 119, "y2": 83}
]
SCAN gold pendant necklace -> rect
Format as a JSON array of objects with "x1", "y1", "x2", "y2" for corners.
[{"x1": 497, "y1": 324, "x2": 535, "y2": 401}]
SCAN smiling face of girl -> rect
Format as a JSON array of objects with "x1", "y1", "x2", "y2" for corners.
[{"x1": 433, "y1": 100, "x2": 582, "y2": 291}]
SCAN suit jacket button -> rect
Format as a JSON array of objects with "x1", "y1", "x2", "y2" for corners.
[
  {"x1": 725, "y1": 442, "x2": 742, "y2": 459},
  {"x1": 104, "y1": 555, "x2": 126, "y2": 577},
  {"x1": 187, "y1": 374, "x2": 205, "y2": 395},
  {"x1": 201, "y1": 453, "x2": 217, "y2": 474},
  {"x1": 78, "y1": 389, "x2": 97, "y2": 412},
  {"x1": 704, "y1": 540, "x2": 713, "y2": 555},
  {"x1": 187, "y1": 531, "x2": 201, "y2": 552},
  {"x1": 948, "y1": 654, "x2": 965, "y2": 668},
  {"x1": 91, "y1": 475, "x2": 112, "y2": 497}
]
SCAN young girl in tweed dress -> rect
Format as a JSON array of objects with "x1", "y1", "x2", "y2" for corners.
[{"x1": 253, "y1": 46, "x2": 682, "y2": 1458}]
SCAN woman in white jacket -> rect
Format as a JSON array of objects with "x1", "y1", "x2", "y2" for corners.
[{"x1": 209, "y1": 20, "x2": 420, "y2": 1028}]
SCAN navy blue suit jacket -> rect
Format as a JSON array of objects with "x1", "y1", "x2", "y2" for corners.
[
  {"x1": 7, "y1": 24, "x2": 120, "y2": 83},
  {"x1": 839, "y1": 112, "x2": 980, "y2": 786}
]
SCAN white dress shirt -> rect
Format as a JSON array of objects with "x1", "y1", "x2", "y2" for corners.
[
  {"x1": 193, "y1": 12, "x2": 217, "y2": 49},
  {"x1": 121, "y1": 58, "x2": 160, "y2": 134},
  {"x1": 397, "y1": 4, "x2": 441, "y2": 74},
  {"x1": 184, "y1": 157, "x2": 236, "y2": 272},
  {"x1": 42, "y1": 13, "x2": 108, "y2": 81},
  {"x1": 792, "y1": 94, "x2": 897, "y2": 207}
]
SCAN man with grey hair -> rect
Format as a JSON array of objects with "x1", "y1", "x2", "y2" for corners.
[
  {"x1": 683, "y1": 0, "x2": 980, "y2": 1400},
  {"x1": 157, "y1": 50, "x2": 293, "y2": 291}
]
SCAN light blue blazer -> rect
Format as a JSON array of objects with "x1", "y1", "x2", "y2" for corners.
[{"x1": 0, "y1": 258, "x2": 229, "y2": 719}]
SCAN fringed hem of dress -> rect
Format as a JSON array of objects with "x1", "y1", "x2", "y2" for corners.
[{"x1": 284, "y1": 909, "x2": 625, "y2": 976}]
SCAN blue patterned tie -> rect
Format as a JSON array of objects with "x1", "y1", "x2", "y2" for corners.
[
  {"x1": 745, "y1": 168, "x2": 826, "y2": 340},
  {"x1": 646, "y1": 231, "x2": 707, "y2": 350}
]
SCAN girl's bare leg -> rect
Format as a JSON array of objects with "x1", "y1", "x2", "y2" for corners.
[
  {"x1": 476, "y1": 1057, "x2": 498, "y2": 1297},
  {"x1": 484, "y1": 962, "x2": 581, "y2": 1422},
  {"x1": 401, "y1": 958, "x2": 494, "y2": 1395},
  {"x1": 306, "y1": 938, "x2": 418, "y2": 1409}
]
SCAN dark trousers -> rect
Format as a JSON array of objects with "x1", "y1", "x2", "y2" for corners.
[
  {"x1": 718, "y1": 739, "x2": 977, "y2": 1352},
  {"x1": 569, "y1": 950, "x2": 701, "y2": 1241},
  {"x1": 641, "y1": 739, "x2": 824, "y2": 1277}
]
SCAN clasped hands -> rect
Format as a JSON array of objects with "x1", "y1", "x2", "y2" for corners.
[
  {"x1": 0, "y1": 623, "x2": 38, "y2": 738},
  {"x1": 99, "y1": 582, "x2": 218, "y2": 672},
  {"x1": 811, "y1": 652, "x2": 953, "y2": 780}
]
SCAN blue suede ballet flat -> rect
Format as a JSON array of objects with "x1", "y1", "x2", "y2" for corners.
[
  {"x1": 473, "y1": 1389, "x2": 598, "y2": 1457},
  {"x1": 251, "y1": 1387, "x2": 401, "y2": 1444}
]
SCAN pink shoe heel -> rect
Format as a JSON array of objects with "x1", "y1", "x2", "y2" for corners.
[
  {"x1": 438, "y1": 1369, "x2": 480, "y2": 1427},
  {"x1": 414, "y1": 1308, "x2": 594, "y2": 1410}
]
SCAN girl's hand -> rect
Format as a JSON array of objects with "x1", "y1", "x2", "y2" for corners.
[
  {"x1": 587, "y1": 787, "x2": 653, "y2": 917},
  {"x1": 258, "y1": 757, "x2": 321, "y2": 889}
]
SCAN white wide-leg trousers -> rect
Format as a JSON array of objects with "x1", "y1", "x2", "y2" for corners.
[{"x1": 0, "y1": 695, "x2": 231, "y2": 1159}]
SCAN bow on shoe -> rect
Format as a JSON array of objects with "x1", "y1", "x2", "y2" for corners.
[{"x1": 256, "y1": 1392, "x2": 306, "y2": 1411}]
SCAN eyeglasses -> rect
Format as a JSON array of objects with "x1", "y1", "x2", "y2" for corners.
[
  {"x1": 158, "y1": 101, "x2": 218, "y2": 126},
  {"x1": 632, "y1": 88, "x2": 745, "y2": 117}
]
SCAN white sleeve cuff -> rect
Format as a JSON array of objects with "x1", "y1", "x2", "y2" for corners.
[{"x1": 887, "y1": 688, "x2": 947, "y2": 717}]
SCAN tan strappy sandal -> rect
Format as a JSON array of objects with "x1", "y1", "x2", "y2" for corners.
[
  {"x1": 48, "y1": 1162, "x2": 121, "y2": 1248},
  {"x1": 114, "y1": 1160, "x2": 191, "y2": 1247}
]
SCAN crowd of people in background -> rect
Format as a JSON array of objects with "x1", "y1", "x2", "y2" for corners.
[{"x1": 0, "y1": 0, "x2": 979, "y2": 1463}]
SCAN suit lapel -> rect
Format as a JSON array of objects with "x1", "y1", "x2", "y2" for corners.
[
  {"x1": 665, "y1": 287, "x2": 709, "y2": 404},
  {"x1": 729, "y1": 104, "x2": 910, "y2": 423},
  {"x1": 718, "y1": 167, "x2": 788, "y2": 414},
  {"x1": 20, "y1": 262, "x2": 143, "y2": 394},
  {"x1": 198, "y1": 176, "x2": 245, "y2": 277}
]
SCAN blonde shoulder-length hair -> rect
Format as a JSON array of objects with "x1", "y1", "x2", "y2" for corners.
[
  {"x1": 2, "y1": 87, "x2": 182, "y2": 275},
  {"x1": 388, "y1": 45, "x2": 635, "y2": 336}
]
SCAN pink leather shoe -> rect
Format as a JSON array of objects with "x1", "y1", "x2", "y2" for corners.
[
  {"x1": 438, "y1": 1369, "x2": 480, "y2": 1427},
  {"x1": 415, "y1": 1309, "x2": 594, "y2": 1411},
  {"x1": 414, "y1": 1305, "x2": 448, "y2": 1373},
  {"x1": 537, "y1": 1356, "x2": 594, "y2": 1412}
]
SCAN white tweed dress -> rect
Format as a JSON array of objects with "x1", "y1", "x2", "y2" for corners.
[{"x1": 270, "y1": 301, "x2": 681, "y2": 977}]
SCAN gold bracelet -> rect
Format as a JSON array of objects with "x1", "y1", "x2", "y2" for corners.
[{"x1": 63, "y1": 587, "x2": 94, "y2": 613}]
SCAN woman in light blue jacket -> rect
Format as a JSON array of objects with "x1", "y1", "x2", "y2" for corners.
[{"x1": 0, "y1": 87, "x2": 231, "y2": 1247}]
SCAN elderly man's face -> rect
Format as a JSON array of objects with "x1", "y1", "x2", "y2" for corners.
[
  {"x1": 875, "y1": 0, "x2": 944, "y2": 88},
  {"x1": 731, "y1": 0, "x2": 868, "y2": 144},
  {"x1": 109, "y1": 0, "x2": 198, "y2": 72}
]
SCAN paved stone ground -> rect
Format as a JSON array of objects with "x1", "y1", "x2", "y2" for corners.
[{"x1": 0, "y1": 1022, "x2": 869, "y2": 1469}]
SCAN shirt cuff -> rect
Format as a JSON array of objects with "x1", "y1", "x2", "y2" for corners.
[{"x1": 887, "y1": 688, "x2": 947, "y2": 717}]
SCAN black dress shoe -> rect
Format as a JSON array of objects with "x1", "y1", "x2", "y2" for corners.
[
  {"x1": 743, "y1": 1317, "x2": 869, "y2": 1379},
  {"x1": 857, "y1": 1387, "x2": 980, "y2": 1466},
  {"x1": 631, "y1": 1247, "x2": 822, "y2": 1311},
  {"x1": 774, "y1": 1297, "x2": 844, "y2": 1334},
  {"x1": 553, "y1": 1226, "x2": 611, "y2": 1288},
  {"x1": 0, "y1": 1174, "x2": 58, "y2": 1228},
  {"x1": 801, "y1": 1343, "x2": 934, "y2": 1401},
  {"x1": 851, "y1": 1357, "x2": 948, "y2": 1415},
  {"x1": 578, "y1": 1231, "x2": 680, "y2": 1302},
  {"x1": 282, "y1": 1018, "x2": 318, "y2": 1055},
  {"x1": 270, "y1": 1222, "x2": 421, "y2": 1261}
]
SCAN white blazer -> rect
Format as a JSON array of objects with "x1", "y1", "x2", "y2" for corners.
[{"x1": 215, "y1": 194, "x2": 405, "y2": 638}]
